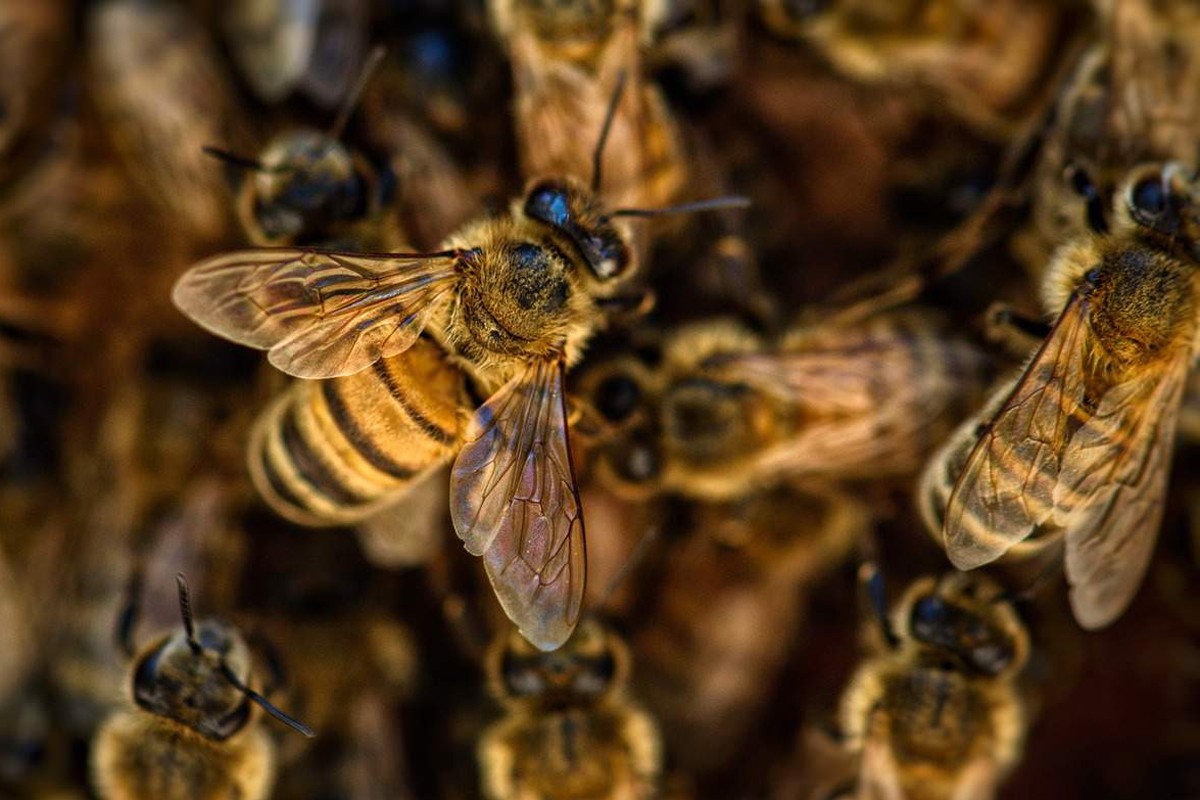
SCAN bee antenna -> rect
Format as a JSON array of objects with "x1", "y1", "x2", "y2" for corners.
[
  {"x1": 326, "y1": 45, "x2": 387, "y2": 144},
  {"x1": 202, "y1": 145, "x2": 269, "y2": 173},
  {"x1": 607, "y1": 196, "x2": 752, "y2": 219},
  {"x1": 591, "y1": 70, "x2": 628, "y2": 193},
  {"x1": 598, "y1": 526, "x2": 659, "y2": 610},
  {"x1": 174, "y1": 573, "x2": 202, "y2": 656},
  {"x1": 219, "y1": 663, "x2": 315, "y2": 738}
]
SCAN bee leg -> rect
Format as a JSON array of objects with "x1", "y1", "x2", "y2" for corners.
[
  {"x1": 441, "y1": 593, "x2": 491, "y2": 664},
  {"x1": 857, "y1": 563, "x2": 898, "y2": 649},
  {"x1": 595, "y1": 287, "x2": 656, "y2": 318},
  {"x1": 984, "y1": 301, "x2": 1051, "y2": 357},
  {"x1": 114, "y1": 569, "x2": 144, "y2": 658},
  {"x1": 1066, "y1": 163, "x2": 1109, "y2": 234}
]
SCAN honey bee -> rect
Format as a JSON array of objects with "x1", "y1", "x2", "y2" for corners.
[
  {"x1": 839, "y1": 566, "x2": 1030, "y2": 800},
  {"x1": 207, "y1": 47, "x2": 474, "y2": 254},
  {"x1": 172, "y1": 96, "x2": 746, "y2": 650},
  {"x1": 583, "y1": 311, "x2": 989, "y2": 503},
  {"x1": 756, "y1": 0, "x2": 1076, "y2": 139},
  {"x1": 488, "y1": 0, "x2": 688, "y2": 209},
  {"x1": 932, "y1": 163, "x2": 1200, "y2": 629},
  {"x1": 630, "y1": 487, "x2": 867, "y2": 775},
  {"x1": 87, "y1": 0, "x2": 251, "y2": 241},
  {"x1": 90, "y1": 575, "x2": 313, "y2": 800},
  {"x1": 205, "y1": 48, "x2": 404, "y2": 251},
  {"x1": 222, "y1": 0, "x2": 369, "y2": 108},
  {"x1": 1012, "y1": 1, "x2": 1200, "y2": 277},
  {"x1": 478, "y1": 617, "x2": 661, "y2": 800},
  {"x1": 0, "y1": 0, "x2": 72, "y2": 196}
]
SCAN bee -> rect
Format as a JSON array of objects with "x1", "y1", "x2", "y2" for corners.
[
  {"x1": 91, "y1": 575, "x2": 313, "y2": 800},
  {"x1": 932, "y1": 163, "x2": 1200, "y2": 629},
  {"x1": 87, "y1": 0, "x2": 251, "y2": 241},
  {"x1": 630, "y1": 487, "x2": 867, "y2": 775},
  {"x1": 756, "y1": 0, "x2": 1075, "y2": 140},
  {"x1": 1012, "y1": 1, "x2": 1200, "y2": 277},
  {"x1": 205, "y1": 48, "x2": 403, "y2": 251},
  {"x1": 478, "y1": 617, "x2": 661, "y2": 800},
  {"x1": 171, "y1": 87, "x2": 747, "y2": 650},
  {"x1": 839, "y1": 566, "x2": 1030, "y2": 800},
  {"x1": 206, "y1": 47, "x2": 474, "y2": 254},
  {"x1": 0, "y1": 0, "x2": 72, "y2": 197},
  {"x1": 583, "y1": 311, "x2": 989, "y2": 503},
  {"x1": 488, "y1": 0, "x2": 688, "y2": 209},
  {"x1": 222, "y1": 0, "x2": 369, "y2": 109}
]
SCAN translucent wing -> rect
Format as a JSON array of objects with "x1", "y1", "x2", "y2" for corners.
[
  {"x1": 944, "y1": 294, "x2": 1091, "y2": 570},
  {"x1": 714, "y1": 335, "x2": 983, "y2": 477},
  {"x1": 450, "y1": 359, "x2": 585, "y2": 652},
  {"x1": 1054, "y1": 343, "x2": 1192, "y2": 628},
  {"x1": 172, "y1": 248, "x2": 463, "y2": 378},
  {"x1": 713, "y1": 348, "x2": 889, "y2": 415}
]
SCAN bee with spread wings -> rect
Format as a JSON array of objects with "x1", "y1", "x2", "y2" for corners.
[
  {"x1": 937, "y1": 163, "x2": 1200, "y2": 629},
  {"x1": 173, "y1": 83, "x2": 746, "y2": 651}
]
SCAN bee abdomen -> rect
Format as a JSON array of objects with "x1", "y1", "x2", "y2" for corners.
[{"x1": 248, "y1": 340, "x2": 466, "y2": 525}]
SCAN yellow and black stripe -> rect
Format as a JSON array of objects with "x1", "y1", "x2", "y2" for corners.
[{"x1": 249, "y1": 337, "x2": 467, "y2": 525}]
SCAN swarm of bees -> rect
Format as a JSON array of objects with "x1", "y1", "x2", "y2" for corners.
[{"x1": 2, "y1": 0, "x2": 1199, "y2": 798}]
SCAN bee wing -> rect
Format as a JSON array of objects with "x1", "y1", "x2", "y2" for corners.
[
  {"x1": 450, "y1": 359, "x2": 585, "y2": 652},
  {"x1": 944, "y1": 293, "x2": 1092, "y2": 570},
  {"x1": 1053, "y1": 343, "x2": 1192, "y2": 628},
  {"x1": 714, "y1": 349, "x2": 884, "y2": 415},
  {"x1": 172, "y1": 248, "x2": 462, "y2": 379}
]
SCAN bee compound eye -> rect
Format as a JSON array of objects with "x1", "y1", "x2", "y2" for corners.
[
  {"x1": 595, "y1": 374, "x2": 640, "y2": 422},
  {"x1": 524, "y1": 183, "x2": 572, "y2": 228},
  {"x1": 1131, "y1": 176, "x2": 1167, "y2": 215}
]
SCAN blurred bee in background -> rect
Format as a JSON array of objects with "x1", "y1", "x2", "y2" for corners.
[
  {"x1": 173, "y1": 83, "x2": 747, "y2": 649},
  {"x1": 205, "y1": 47, "x2": 399, "y2": 251},
  {"x1": 478, "y1": 617, "x2": 661, "y2": 800},
  {"x1": 629, "y1": 488, "x2": 868, "y2": 778},
  {"x1": 0, "y1": 0, "x2": 73, "y2": 200},
  {"x1": 756, "y1": 0, "x2": 1081, "y2": 141},
  {"x1": 87, "y1": 0, "x2": 253, "y2": 242},
  {"x1": 238, "y1": 519, "x2": 420, "y2": 799},
  {"x1": 582, "y1": 310, "x2": 990, "y2": 503},
  {"x1": 222, "y1": 0, "x2": 369, "y2": 109},
  {"x1": 205, "y1": 45, "x2": 475, "y2": 253},
  {"x1": 1011, "y1": 0, "x2": 1200, "y2": 278},
  {"x1": 928, "y1": 163, "x2": 1200, "y2": 629},
  {"x1": 838, "y1": 566, "x2": 1030, "y2": 800},
  {"x1": 91, "y1": 575, "x2": 313, "y2": 800},
  {"x1": 488, "y1": 0, "x2": 689, "y2": 209}
]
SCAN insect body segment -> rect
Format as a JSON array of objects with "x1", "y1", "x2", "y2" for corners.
[{"x1": 938, "y1": 163, "x2": 1200, "y2": 629}]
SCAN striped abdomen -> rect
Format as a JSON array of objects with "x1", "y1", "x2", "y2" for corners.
[{"x1": 249, "y1": 338, "x2": 466, "y2": 525}]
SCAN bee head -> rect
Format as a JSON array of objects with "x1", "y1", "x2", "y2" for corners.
[
  {"x1": 899, "y1": 573, "x2": 1028, "y2": 678},
  {"x1": 491, "y1": 618, "x2": 627, "y2": 706},
  {"x1": 523, "y1": 177, "x2": 632, "y2": 282},
  {"x1": 131, "y1": 620, "x2": 255, "y2": 741},
  {"x1": 128, "y1": 575, "x2": 314, "y2": 741},
  {"x1": 250, "y1": 130, "x2": 368, "y2": 244}
]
